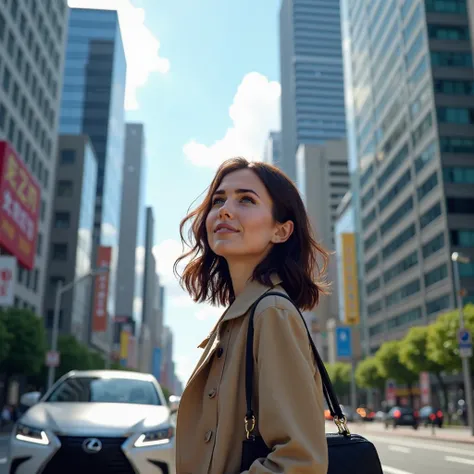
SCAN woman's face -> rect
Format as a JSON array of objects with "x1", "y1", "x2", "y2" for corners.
[{"x1": 205, "y1": 169, "x2": 292, "y2": 262}]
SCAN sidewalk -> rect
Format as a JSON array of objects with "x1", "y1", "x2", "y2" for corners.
[{"x1": 337, "y1": 421, "x2": 474, "y2": 445}]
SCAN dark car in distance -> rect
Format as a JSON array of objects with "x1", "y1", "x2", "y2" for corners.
[{"x1": 384, "y1": 406, "x2": 419, "y2": 430}]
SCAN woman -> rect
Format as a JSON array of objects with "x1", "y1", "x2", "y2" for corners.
[{"x1": 174, "y1": 158, "x2": 329, "y2": 473}]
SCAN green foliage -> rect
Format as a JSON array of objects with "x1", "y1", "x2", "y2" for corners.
[
  {"x1": 0, "y1": 316, "x2": 11, "y2": 363},
  {"x1": 355, "y1": 357, "x2": 385, "y2": 390},
  {"x1": 399, "y1": 325, "x2": 443, "y2": 375},
  {"x1": 375, "y1": 340, "x2": 418, "y2": 385},
  {"x1": 326, "y1": 362, "x2": 351, "y2": 396},
  {"x1": 0, "y1": 307, "x2": 47, "y2": 377},
  {"x1": 161, "y1": 385, "x2": 172, "y2": 401},
  {"x1": 56, "y1": 335, "x2": 93, "y2": 379},
  {"x1": 426, "y1": 305, "x2": 474, "y2": 373}
]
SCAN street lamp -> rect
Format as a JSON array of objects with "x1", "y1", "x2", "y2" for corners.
[
  {"x1": 46, "y1": 266, "x2": 109, "y2": 391},
  {"x1": 451, "y1": 251, "x2": 474, "y2": 436}
]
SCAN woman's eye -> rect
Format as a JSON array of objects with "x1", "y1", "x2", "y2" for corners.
[
  {"x1": 241, "y1": 196, "x2": 255, "y2": 204},
  {"x1": 212, "y1": 197, "x2": 224, "y2": 206}
]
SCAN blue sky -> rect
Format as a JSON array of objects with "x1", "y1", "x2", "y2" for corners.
[{"x1": 69, "y1": 0, "x2": 281, "y2": 382}]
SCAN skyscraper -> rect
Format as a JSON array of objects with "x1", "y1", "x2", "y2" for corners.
[
  {"x1": 0, "y1": 1, "x2": 69, "y2": 315},
  {"x1": 115, "y1": 123, "x2": 146, "y2": 332},
  {"x1": 343, "y1": 0, "x2": 474, "y2": 355},
  {"x1": 279, "y1": 0, "x2": 346, "y2": 182},
  {"x1": 59, "y1": 8, "x2": 127, "y2": 351},
  {"x1": 262, "y1": 131, "x2": 282, "y2": 165}
]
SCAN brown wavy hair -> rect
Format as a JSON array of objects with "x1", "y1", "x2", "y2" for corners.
[{"x1": 174, "y1": 157, "x2": 330, "y2": 310}]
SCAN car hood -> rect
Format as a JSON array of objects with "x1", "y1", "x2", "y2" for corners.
[{"x1": 20, "y1": 402, "x2": 171, "y2": 436}]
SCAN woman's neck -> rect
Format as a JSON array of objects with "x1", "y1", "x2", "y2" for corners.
[{"x1": 228, "y1": 260, "x2": 256, "y2": 297}]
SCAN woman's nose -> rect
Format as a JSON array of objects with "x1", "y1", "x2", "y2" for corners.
[{"x1": 218, "y1": 202, "x2": 233, "y2": 219}]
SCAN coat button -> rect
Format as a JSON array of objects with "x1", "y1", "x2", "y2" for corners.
[
  {"x1": 217, "y1": 347, "x2": 224, "y2": 358},
  {"x1": 208, "y1": 388, "x2": 217, "y2": 399},
  {"x1": 204, "y1": 430, "x2": 213, "y2": 443}
]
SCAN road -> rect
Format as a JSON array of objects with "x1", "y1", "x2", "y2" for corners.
[
  {"x1": 327, "y1": 422, "x2": 474, "y2": 474},
  {"x1": 1, "y1": 427, "x2": 474, "y2": 473}
]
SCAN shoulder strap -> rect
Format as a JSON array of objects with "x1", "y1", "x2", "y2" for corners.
[{"x1": 245, "y1": 291, "x2": 345, "y2": 425}]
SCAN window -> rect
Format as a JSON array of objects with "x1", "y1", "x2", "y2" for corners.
[
  {"x1": 52, "y1": 243, "x2": 68, "y2": 260},
  {"x1": 423, "y1": 233, "x2": 445, "y2": 259},
  {"x1": 384, "y1": 251, "x2": 418, "y2": 283},
  {"x1": 450, "y1": 229, "x2": 474, "y2": 247},
  {"x1": 367, "y1": 300, "x2": 383, "y2": 316},
  {"x1": 0, "y1": 103, "x2": 6, "y2": 130},
  {"x1": 377, "y1": 144, "x2": 409, "y2": 189},
  {"x1": 57, "y1": 180, "x2": 73, "y2": 197},
  {"x1": 381, "y1": 197, "x2": 414, "y2": 235},
  {"x1": 425, "y1": 0, "x2": 467, "y2": 13},
  {"x1": 60, "y1": 149, "x2": 76, "y2": 164},
  {"x1": 428, "y1": 24, "x2": 470, "y2": 41},
  {"x1": 440, "y1": 137, "x2": 474, "y2": 154},
  {"x1": 437, "y1": 107, "x2": 474, "y2": 124},
  {"x1": 383, "y1": 224, "x2": 416, "y2": 259},
  {"x1": 443, "y1": 167, "x2": 474, "y2": 184},
  {"x1": 54, "y1": 212, "x2": 70, "y2": 229},
  {"x1": 431, "y1": 51, "x2": 472, "y2": 67},
  {"x1": 420, "y1": 202, "x2": 442, "y2": 228},
  {"x1": 459, "y1": 263, "x2": 474, "y2": 277},
  {"x1": 424, "y1": 264, "x2": 448, "y2": 287},
  {"x1": 369, "y1": 322, "x2": 385, "y2": 337},
  {"x1": 365, "y1": 255, "x2": 379, "y2": 274},
  {"x1": 379, "y1": 169, "x2": 411, "y2": 212},
  {"x1": 363, "y1": 209, "x2": 377, "y2": 228},
  {"x1": 385, "y1": 279, "x2": 421, "y2": 307},
  {"x1": 417, "y1": 172, "x2": 439, "y2": 201},
  {"x1": 387, "y1": 307, "x2": 422, "y2": 330},
  {"x1": 412, "y1": 112, "x2": 433, "y2": 146},
  {"x1": 426, "y1": 294, "x2": 450, "y2": 316},
  {"x1": 360, "y1": 164, "x2": 374, "y2": 189},
  {"x1": 36, "y1": 232, "x2": 43, "y2": 256},
  {"x1": 361, "y1": 187, "x2": 375, "y2": 209},
  {"x1": 446, "y1": 198, "x2": 474, "y2": 214},
  {"x1": 434, "y1": 80, "x2": 474, "y2": 95},
  {"x1": 415, "y1": 142, "x2": 436, "y2": 174},
  {"x1": 366, "y1": 278, "x2": 381, "y2": 296},
  {"x1": 364, "y1": 231, "x2": 378, "y2": 251},
  {"x1": 2, "y1": 67, "x2": 11, "y2": 93}
]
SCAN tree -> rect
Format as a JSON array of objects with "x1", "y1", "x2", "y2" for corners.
[
  {"x1": 399, "y1": 325, "x2": 448, "y2": 412},
  {"x1": 326, "y1": 362, "x2": 351, "y2": 397},
  {"x1": 355, "y1": 357, "x2": 385, "y2": 391},
  {"x1": 0, "y1": 308, "x2": 47, "y2": 407},
  {"x1": 0, "y1": 316, "x2": 11, "y2": 364},
  {"x1": 426, "y1": 304, "x2": 474, "y2": 374},
  {"x1": 55, "y1": 335, "x2": 94, "y2": 379},
  {"x1": 375, "y1": 340, "x2": 418, "y2": 406}
]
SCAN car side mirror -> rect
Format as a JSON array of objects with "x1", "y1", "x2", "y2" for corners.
[
  {"x1": 168, "y1": 395, "x2": 180, "y2": 413},
  {"x1": 20, "y1": 391, "x2": 41, "y2": 407}
]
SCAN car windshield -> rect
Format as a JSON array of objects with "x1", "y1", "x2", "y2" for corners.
[{"x1": 45, "y1": 377, "x2": 162, "y2": 405}]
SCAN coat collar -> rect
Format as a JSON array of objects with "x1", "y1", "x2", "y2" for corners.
[{"x1": 221, "y1": 273, "x2": 282, "y2": 322}]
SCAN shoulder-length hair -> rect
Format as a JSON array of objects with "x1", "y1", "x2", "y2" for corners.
[{"x1": 174, "y1": 157, "x2": 330, "y2": 310}]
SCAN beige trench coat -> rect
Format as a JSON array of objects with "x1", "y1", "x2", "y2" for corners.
[{"x1": 175, "y1": 276, "x2": 328, "y2": 474}]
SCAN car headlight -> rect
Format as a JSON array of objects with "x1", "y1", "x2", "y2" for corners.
[
  {"x1": 134, "y1": 426, "x2": 175, "y2": 448},
  {"x1": 15, "y1": 423, "x2": 50, "y2": 445}
]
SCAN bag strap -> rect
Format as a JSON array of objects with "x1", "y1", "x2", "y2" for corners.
[{"x1": 244, "y1": 291, "x2": 348, "y2": 437}]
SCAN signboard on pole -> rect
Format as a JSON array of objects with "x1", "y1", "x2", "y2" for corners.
[
  {"x1": 341, "y1": 233, "x2": 360, "y2": 325},
  {"x1": 92, "y1": 246, "x2": 112, "y2": 332},
  {"x1": 45, "y1": 350, "x2": 60, "y2": 368},
  {"x1": 336, "y1": 326, "x2": 352, "y2": 358},
  {"x1": 420, "y1": 371, "x2": 431, "y2": 406},
  {"x1": 386, "y1": 380, "x2": 396, "y2": 406},
  {"x1": 458, "y1": 329, "x2": 473, "y2": 358},
  {"x1": 0, "y1": 255, "x2": 16, "y2": 306},
  {"x1": 0, "y1": 141, "x2": 41, "y2": 270}
]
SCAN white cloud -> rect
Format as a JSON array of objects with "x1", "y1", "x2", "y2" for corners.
[
  {"x1": 133, "y1": 296, "x2": 143, "y2": 316},
  {"x1": 68, "y1": 0, "x2": 170, "y2": 110},
  {"x1": 152, "y1": 239, "x2": 190, "y2": 286},
  {"x1": 135, "y1": 246, "x2": 145, "y2": 275},
  {"x1": 183, "y1": 72, "x2": 281, "y2": 168},
  {"x1": 194, "y1": 305, "x2": 222, "y2": 322}
]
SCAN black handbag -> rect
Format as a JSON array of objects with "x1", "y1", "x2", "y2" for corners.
[{"x1": 240, "y1": 291, "x2": 383, "y2": 474}]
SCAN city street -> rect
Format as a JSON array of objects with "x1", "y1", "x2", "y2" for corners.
[{"x1": 1, "y1": 426, "x2": 474, "y2": 474}]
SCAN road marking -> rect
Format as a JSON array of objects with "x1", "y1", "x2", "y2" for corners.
[
  {"x1": 388, "y1": 445, "x2": 411, "y2": 454},
  {"x1": 445, "y1": 456, "x2": 474, "y2": 466},
  {"x1": 382, "y1": 465, "x2": 413, "y2": 474},
  {"x1": 367, "y1": 435, "x2": 474, "y2": 457}
]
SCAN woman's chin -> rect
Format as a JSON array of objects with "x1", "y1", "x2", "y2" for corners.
[{"x1": 211, "y1": 241, "x2": 242, "y2": 258}]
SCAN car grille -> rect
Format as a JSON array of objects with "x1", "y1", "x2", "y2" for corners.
[{"x1": 42, "y1": 436, "x2": 135, "y2": 474}]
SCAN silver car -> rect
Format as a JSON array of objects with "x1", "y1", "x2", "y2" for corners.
[{"x1": 6, "y1": 370, "x2": 176, "y2": 474}]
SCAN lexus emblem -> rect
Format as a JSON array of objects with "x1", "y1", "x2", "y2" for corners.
[{"x1": 82, "y1": 438, "x2": 102, "y2": 454}]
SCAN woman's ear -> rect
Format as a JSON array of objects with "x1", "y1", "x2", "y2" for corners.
[{"x1": 271, "y1": 220, "x2": 294, "y2": 244}]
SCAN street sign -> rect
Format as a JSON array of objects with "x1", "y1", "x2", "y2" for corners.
[
  {"x1": 336, "y1": 326, "x2": 352, "y2": 358},
  {"x1": 458, "y1": 329, "x2": 472, "y2": 358},
  {"x1": 45, "y1": 350, "x2": 60, "y2": 368},
  {"x1": 420, "y1": 371, "x2": 431, "y2": 406},
  {"x1": 386, "y1": 380, "x2": 396, "y2": 406}
]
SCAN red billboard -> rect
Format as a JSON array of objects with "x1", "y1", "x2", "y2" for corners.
[
  {"x1": 0, "y1": 141, "x2": 41, "y2": 270},
  {"x1": 92, "y1": 246, "x2": 112, "y2": 332}
]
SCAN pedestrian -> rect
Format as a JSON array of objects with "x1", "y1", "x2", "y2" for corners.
[{"x1": 174, "y1": 157, "x2": 330, "y2": 473}]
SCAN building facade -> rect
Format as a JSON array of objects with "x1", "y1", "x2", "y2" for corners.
[
  {"x1": 59, "y1": 8, "x2": 127, "y2": 351},
  {"x1": 0, "y1": 0, "x2": 69, "y2": 315},
  {"x1": 279, "y1": 0, "x2": 346, "y2": 182},
  {"x1": 296, "y1": 139, "x2": 350, "y2": 360},
  {"x1": 344, "y1": 0, "x2": 474, "y2": 355},
  {"x1": 115, "y1": 123, "x2": 146, "y2": 337},
  {"x1": 262, "y1": 131, "x2": 282, "y2": 166},
  {"x1": 43, "y1": 135, "x2": 97, "y2": 342}
]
